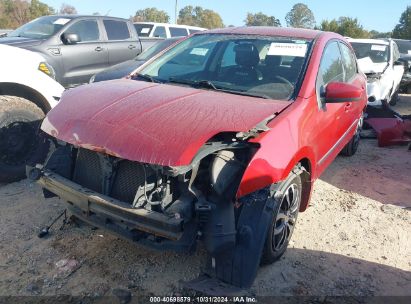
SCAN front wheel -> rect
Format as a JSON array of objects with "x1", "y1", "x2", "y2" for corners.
[
  {"x1": 0, "y1": 96, "x2": 49, "y2": 183},
  {"x1": 389, "y1": 90, "x2": 399, "y2": 106},
  {"x1": 261, "y1": 168, "x2": 302, "y2": 264}
]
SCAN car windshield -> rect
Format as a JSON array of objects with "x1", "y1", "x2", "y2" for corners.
[
  {"x1": 351, "y1": 42, "x2": 389, "y2": 63},
  {"x1": 9, "y1": 16, "x2": 73, "y2": 39},
  {"x1": 137, "y1": 39, "x2": 179, "y2": 61},
  {"x1": 138, "y1": 34, "x2": 311, "y2": 100},
  {"x1": 134, "y1": 23, "x2": 154, "y2": 37}
]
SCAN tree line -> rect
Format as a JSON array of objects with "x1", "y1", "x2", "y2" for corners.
[
  {"x1": 133, "y1": 3, "x2": 410, "y2": 39},
  {"x1": 0, "y1": 0, "x2": 78, "y2": 28},
  {"x1": 0, "y1": 1, "x2": 410, "y2": 39}
]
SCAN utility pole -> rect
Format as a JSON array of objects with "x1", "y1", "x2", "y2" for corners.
[{"x1": 175, "y1": 0, "x2": 178, "y2": 24}]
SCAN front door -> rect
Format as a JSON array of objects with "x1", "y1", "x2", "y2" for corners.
[
  {"x1": 60, "y1": 18, "x2": 108, "y2": 87},
  {"x1": 313, "y1": 41, "x2": 348, "y2": 175}
]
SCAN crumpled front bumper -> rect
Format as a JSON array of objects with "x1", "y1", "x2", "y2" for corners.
[{"x1": 31, "y1": 169, "x2": 184, "y2": 241}]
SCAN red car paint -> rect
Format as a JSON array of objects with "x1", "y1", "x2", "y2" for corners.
[
  {"x1": 366, "y1": 118, "x2": 411, "y2": 147},
  {"x1": 42, "y1": 27, "x2": 367, "y2": 211},
  {"x1": 42, "y1": 79, "x2": 289, "y2": 166}
]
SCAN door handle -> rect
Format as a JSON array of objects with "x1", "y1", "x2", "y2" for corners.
[
  {"x1": 344, "y1": 103, "x2": 352, "y2": 111},
  {"x1": 128, "y1": 45, "x2": 136, "y2": 50},
  {"x1": 95, "y1": 47, "x2": 103, "y2": 52}
]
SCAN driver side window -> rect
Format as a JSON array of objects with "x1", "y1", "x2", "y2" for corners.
[
  {"x1": 64, "y1": 19, "x2": 100, "y2": 42},
  {"x1": 316, "y1": 41, "x2": 344, "y2": 102}
]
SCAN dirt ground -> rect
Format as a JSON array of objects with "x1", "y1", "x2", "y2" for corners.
[{"x1": 0, "y1": 96, "x2": 410, "y2": 301}]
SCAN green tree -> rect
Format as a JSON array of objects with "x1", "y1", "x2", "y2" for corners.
[
  {"x1": 245, "y1": 12, "x2": 281, "y2": 27},
  {"x1": 321, "y1": 17, "x2": 370, "y2": 38},
  {"x1": 178, "y1": 5, "x2": 223, "y2": 29},
  {"x1": 285, "y1": 3, "x2": 316, "y2": 29},
  {"x1": 59, "y1": 3, "x2": 77, "y2": 15},
  {"x1": 392, "y1": 6, "x2": 411, "y2": 39},
  {"x1": 0, "y1": 0, "x2": 54, "y2": 28},
  {"x1": 369, "y1": 30, "x2": 392, "y2": 39},
  {"x1": 29, "y1": 0, "x2": 54, "y2": 19},
  {"x1": 132, "y1": 7, "x2": 170, "y2": 23}
]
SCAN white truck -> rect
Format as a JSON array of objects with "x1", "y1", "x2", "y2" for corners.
[
  {"x1": 134, "y1": 22, "x2": 206, "y2": 38},
  {"x1": 348, "y1": 38, "x2": 404, "y2": 106},
  {"x1": 0, "y1": 44, "x2": 64, "y2": 183}
]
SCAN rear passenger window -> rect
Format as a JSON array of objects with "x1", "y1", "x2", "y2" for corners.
[
  {"x1": 339, "y1": 43, "x2": 357, "y2": 82},
  {"x1": 153, "y1": 26, "x2": 167, "y2": 38},
  {"x1": 65, "y1": 20, "x2": 99, "y2": 42},
  {"x1": 169, "y1": 27, "x2": 188, "y2": 37},
  {"x1": 103, "y1": 20, "x2": 130, "y2": 40},
  {"x1": 189, "y1": 29, "x2": 200, "y2": 34}
]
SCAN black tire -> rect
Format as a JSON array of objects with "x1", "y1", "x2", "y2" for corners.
[
  {"x1": 0, "y1": 96, "x2": 49, "y2": 183},
  {"x1": 261, "y1": 167, "x2": 302, "y2": 265},
  {"x1": 340, "y1": 115, "x2": 363, "y2": 157},
  {"x1": 389, "y1": 90, "x2": 399, "y2": 106}
]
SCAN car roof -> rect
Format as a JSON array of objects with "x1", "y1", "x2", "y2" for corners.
[
  {"x1": 44, "y1": 15, "x2": 130, "y2": 22},
  {"x1": 197, "y1": 26, "x2": 323, "y2": 39},
  {"x1": 134, "y1": 22, "x2": 206, "y2": 30},
  {"x1": 347, "y1": 38, "x2": 390, "y2": 45}
]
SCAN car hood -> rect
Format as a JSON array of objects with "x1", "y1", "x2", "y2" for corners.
[
  {"x1": 93, "y1": 60, "x2": 144, "y2": 82},
  {"x1": 357, "y1": 57, "x2": 388, "y2": 74},
  {"x1": 0, "y1": 36, "x2": 44, "y2": 48},
  {"x1": 42, "y1": 79, "x2": 289, "y2": 166}
]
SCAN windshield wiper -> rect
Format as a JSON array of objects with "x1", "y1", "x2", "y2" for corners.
[
  {"x1": 168, "y1": 78, "x2": 270, "y2": 99},
  {"x1": 224, "y1": 90, "x2": 271, "y2": 99},
  {"x1": 134, "y1": 73, "x2": 162, "y2": 83}
]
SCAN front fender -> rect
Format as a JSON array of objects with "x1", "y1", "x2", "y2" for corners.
[{"x1": 237, "y1": 122, "x2": 315, "y2": 198}]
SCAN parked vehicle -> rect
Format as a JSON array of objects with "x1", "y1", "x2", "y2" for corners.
[
  {"x1": 0, "y1": 44, "x2": 64, "y2": 183},
  {"x1": 0, "y1": 29, "x2": 12, "y2": 38},
  {"x1": 0, "y1": 15, "x2": 147, "y2": 87},
  {"x1": 29, "y1": 27, "x2": 367, "y2": 288},
  {"x1": 134, "y1": 22, "x2": 206, "y2": 39},
  {"x1": 348, "y1": 38, "x2": 404, "y2": 105},
  {"x1": 90, "y1": 37, "x2": 181, "y2": 83},
  {"x1": 393, "y1": 39, "x2": 411, "y2": 94}
]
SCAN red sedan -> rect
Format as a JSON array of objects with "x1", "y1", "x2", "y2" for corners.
[{"x1": 31, "y1": 27, "x2": 367, "y2": 288}]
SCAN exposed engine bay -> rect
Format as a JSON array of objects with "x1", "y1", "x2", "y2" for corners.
[{"x1": 30, "y1": 136, "x2": 258, "y2": 254}]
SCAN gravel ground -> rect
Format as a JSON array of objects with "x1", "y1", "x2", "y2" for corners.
[{"x1": 0, "y1": 95, "x2": 410, "y2": 301}]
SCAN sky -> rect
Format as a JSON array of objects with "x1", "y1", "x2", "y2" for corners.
[{"x1": 41, "y1": 0, "x2": 409, "y2": 32}]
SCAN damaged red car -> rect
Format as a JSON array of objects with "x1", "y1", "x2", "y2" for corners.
[{"x1": 29, "y1": 27, "x2": 367, "y2": 288}]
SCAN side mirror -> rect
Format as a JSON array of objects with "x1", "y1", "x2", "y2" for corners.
[
  {"x1": 324, "y1": 82, "x2": 362, "y2": 103},
  {"x1": 61, "y1": 33, "x2": 80, "y2": 45}
]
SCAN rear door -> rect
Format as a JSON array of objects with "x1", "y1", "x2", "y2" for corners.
[
  {"x1": 102, "y1": 19, "x2": 140, "y2": 66},
  {"x1": 59, "y1": 18, "x2": 108, "y2": 86},
  {"x1": 338, "y1": 41, "x2": 365, "y2": 132}
]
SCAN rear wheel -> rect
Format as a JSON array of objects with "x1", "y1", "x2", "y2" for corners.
[
  {"x1": 0, "y1": 96, "x2": 49, "y2": 183},
  {"x1": 261, "y1": 168, "x2": 302, "y2": 264},
  {"x1": 341, "y1": 115, "x2": 363, "y2": 157}
]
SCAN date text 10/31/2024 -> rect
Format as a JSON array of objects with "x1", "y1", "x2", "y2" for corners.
[{"x1": 149, "y1": 296, "x2": 258, "y2": 303}]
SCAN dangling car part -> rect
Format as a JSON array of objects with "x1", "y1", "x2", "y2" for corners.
[{"x1": 29, "y1": 27, "x2": 367, "y2": 289}]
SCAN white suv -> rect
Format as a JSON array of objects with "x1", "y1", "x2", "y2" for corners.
[
  {"x1": 134, "y1": 22, "x2": 206, "y2": 39},
  {"x1": 348, "y1": 38, "x2": 404, "y2": 106},
  {"x1": 0, "y1": 44, "x2": 64, "y2": 183}
]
